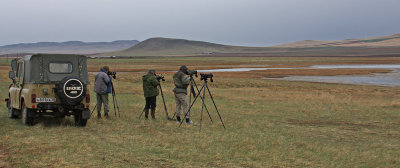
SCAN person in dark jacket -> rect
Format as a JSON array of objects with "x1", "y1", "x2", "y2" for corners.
[
  {"x1": 142, "y1": 69, "x2": 159, "y2": 119},
  {"x1": 173, "y1": 65, "x2": 193, "y2": 124},
  {"x1": 94, "y1": 66, "x2": 112, "y2": 118}
]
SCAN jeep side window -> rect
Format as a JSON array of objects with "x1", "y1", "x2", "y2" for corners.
[
  {"x1": 15, "y1": 63, "x2": 20, "y2": 78},
  {"x1": 15, "y1": 62, "x2": 20, "y2": 83},
  {"x1": 17, "y1": 62, "x2": 24, "y2": 84}
]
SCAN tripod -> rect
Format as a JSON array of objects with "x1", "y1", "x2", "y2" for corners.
[
  {"x1": 139, "y1": 79, "x2": 172, "y2": 120},
  {"x1": 179, "y1": 75, "x2": 225, "y2": 131},
  {"x1": 91, "y1": 81, "x2": 120, "y2": 117},
  {"x1": 172, "y1": 75, "x2": 213, "y2": 122},
  {"x1": 111, "y1": 82, "x2": 121, "y2": 117}
]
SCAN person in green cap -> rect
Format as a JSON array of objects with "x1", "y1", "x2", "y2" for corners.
[{"x1": 142, "y1": 69, "x2": 160, "y2": 119}]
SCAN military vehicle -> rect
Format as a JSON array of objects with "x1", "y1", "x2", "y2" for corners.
[{"x1": 5, "y1": 54, "x2": 91, "y2": 126}]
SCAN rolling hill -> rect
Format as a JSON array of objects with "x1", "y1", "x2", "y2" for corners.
[
  {"x1": 0, "y1": 40, "x2": 139, "y2": 55},
  {"x1": 103, "y1": 37, "x2": 281, "y2": 56},
  {"x1": 275, "y1": 33, "x2": 400, "y2": 48},
  {"x1": 102, "y1": 34, "x2": 400, "y2": 57},
  {"x1": 3, "y1": 33, "x2": 400, "y2": 57}
]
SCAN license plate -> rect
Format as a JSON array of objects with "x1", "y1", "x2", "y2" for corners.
[{"x1": 36, "y1": 98, "x2": 56, "y2": 103}]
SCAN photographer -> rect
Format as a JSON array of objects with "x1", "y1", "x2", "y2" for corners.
[
  {"x1": 142, "y1": 69, "x2": 160, "y2": 119},
  {"x1": 94, "y1": 66, "x2": 112, "y2": 119},
  {"x1": 173, "y1": 65, "x2": 193, "y2": 124}
]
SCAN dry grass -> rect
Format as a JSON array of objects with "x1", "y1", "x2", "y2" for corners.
[{"x1": 0, "y1": 57, "x2": 399, "y2": 167}]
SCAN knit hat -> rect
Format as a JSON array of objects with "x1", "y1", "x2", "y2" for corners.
[
  {"x1": 148, "y1": 69, "x2": 156, "y2": 74},
  {"x1": 103, "y1": 66, "x2": 109, "y2": 71}
]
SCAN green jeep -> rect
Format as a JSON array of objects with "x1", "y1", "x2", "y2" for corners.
[{"x1": 5, "y1": 54, "x2": 91, "y2": 126}]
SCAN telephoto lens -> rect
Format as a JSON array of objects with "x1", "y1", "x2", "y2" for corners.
[
  {"x1": 187, "y1": 70, "x2": 198, "y2": 77},
  {"x1": 200, "y1": 73, "x2": 213, "y2": 82},
  {"x1": 156, "y1": 74, "x2": 165, "y2": 81}
]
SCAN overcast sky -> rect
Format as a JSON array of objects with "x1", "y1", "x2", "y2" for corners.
[{"x1": 0, "y1": 0, "x2": 399, "y2": 46}]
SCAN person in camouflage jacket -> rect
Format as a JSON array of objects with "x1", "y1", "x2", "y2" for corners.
[
  {"x1": 142, "y1": 69, "x2": 159, "y2": 119},
  {"x1": 173, "y1": 65, "x2": 193, "y2": 124}
]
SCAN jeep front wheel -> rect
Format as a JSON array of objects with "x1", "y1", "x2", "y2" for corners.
[
  {"x1": 7, "y1": 99, "x2": 18, "y2": 119},
  {"x1": 74, "y1": 111, "x2": 87, "y2": 127},
  {"x1": 21, "y1": 103, "x2": 35, "y2": 126}
]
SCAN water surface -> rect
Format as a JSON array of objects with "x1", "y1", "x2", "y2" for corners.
[{"x1": 268, "y1": 64, "x2": 400, "y2": 86}]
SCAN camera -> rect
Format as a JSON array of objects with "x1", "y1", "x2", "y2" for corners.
[
  {"x1": 200, "y1": 73, "x2": 213, "y2": 82},
  {"x1": 156, "y1": 74, "x2": 165, "y2": 81},
  {"x1": 186, "y1": 70, "x2": 198, "y2": 77},
  {"x1": 108, "y1": 71, "x2": 117, "y2": 79}
]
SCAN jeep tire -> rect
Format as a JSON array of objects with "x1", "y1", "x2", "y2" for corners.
[
  {"x1": 74, "y1": 111, "x2": 87, "y2": 127},
  {"x1": 7, "y1": 98, "x2": 18, "y2": 119},
  {"x1": 22, "y1": 103, "x2": 35, "y2": 126},
  {"x1": 57, "y1": 76, "x2": 87, "y2": 105}
]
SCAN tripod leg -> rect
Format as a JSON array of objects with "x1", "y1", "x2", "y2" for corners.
[
  {"x1": 188, "y1": 80, "x2": 194, "y2": 119},
  {"x1": 115, "y1": 96, "x2": 121, "y2": 117},
  {"x1": 171, "y1": 110, "x2": 176, "y2": 120},
  {"x1": 199, "y1": 82, "x2": 207, "y2": 132},
  {"x1": 113, "y1": 88, "x2": 121, "y2": 117},
  {"x1": 193, "y1": 80, "x2": 213, "y2": 123},
  {"x1": 111, "y1": 82, "x2": 121, "y2": 117},
  {"x1": 139, "y1": 109, "x2": 144, "y2": 119},
  {"x1": 159, "y1": 84, "x2": 170, "y2": 120},
  {"x1": 90, "y1": 104, "x2": 97, "y2": 115},
  {"x1": 179, "y1": 85, "x2": 205, "y2": 127},
  {"x1": 113, "y1": 92, "x2": 117, "y2": 116},
  {"x1": 206, "y1": 85, "x2": 226, "y2": 129}
]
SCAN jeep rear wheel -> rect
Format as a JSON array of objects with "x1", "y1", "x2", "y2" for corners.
[
  {"x1": 22, "y1": 103, "x2": 35, "y2": 126},
  {"x1": 57, "y1": 76, "x2": 87, "y2": 105},
  {"x1": 7, "y1": 99, "x2": 18, "y2": 119},
  {"x1": 74, "y1": 111, "x2": 87, "y2": 127}
]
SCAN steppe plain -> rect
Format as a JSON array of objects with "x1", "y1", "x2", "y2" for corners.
[{"x1": 0, "y1": 56, "x2": 399, "y2": 167}]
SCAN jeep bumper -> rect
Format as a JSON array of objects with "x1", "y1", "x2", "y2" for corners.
[{"x1": 37, "y1": 103, "x2": 85, "y2": 111}]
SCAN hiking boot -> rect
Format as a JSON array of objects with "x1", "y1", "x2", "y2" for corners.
[
  {"x1": 104, "y1": 113, "x2": 110, "y2": 119},
  {"x1": 186, "y1": 118, "x2": 193, "y2": 125},
  {"x1": 144, "y1": 108, "x2": 149, "y2": 119},
  {"x1": 176, "y1": 116, "x2": 181, "y2": 123},
  {"x1": 151, "y1": 109, "x2": 156, "y2": 119},
  {"x1": 97, "y1": 114, "x2": 102, "y2": 119}
]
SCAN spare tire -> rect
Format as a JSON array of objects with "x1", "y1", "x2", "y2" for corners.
[{"x1": 57, "y1": 76, "x2": 87, "y2": 105}]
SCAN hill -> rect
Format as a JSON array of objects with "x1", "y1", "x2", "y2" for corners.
[
  {"x1": 0, "y1": 40, "x2": 139, "y2": 55},
  {"x1": 276, "y1": 34, "x2": 400, "y2": 48},
  {"x1": 104, "y1": 37, "x2": 281, "y2": 56},
  {"x1": 102, "y1": 34, "x2": 400, "y2": 57}
]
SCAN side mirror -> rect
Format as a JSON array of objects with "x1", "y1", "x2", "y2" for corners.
[
  {"x1": 11, "y1": 59, "x2": 17, "y2": 71},
  {"x1": 9, "y1": 71, "x2": 15, "y2": 80}
]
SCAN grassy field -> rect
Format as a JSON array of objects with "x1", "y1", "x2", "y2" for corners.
[{"x1": 0, "y1": 57, "x2": 400, "y2": 167}]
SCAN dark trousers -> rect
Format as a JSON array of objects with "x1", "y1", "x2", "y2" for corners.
[
  {"x1": 96, "y1": 93, "x2": 109, "y2": 115},
  {"x1": 145, "y1": 96, "x2": 157, "y2": 110}
]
